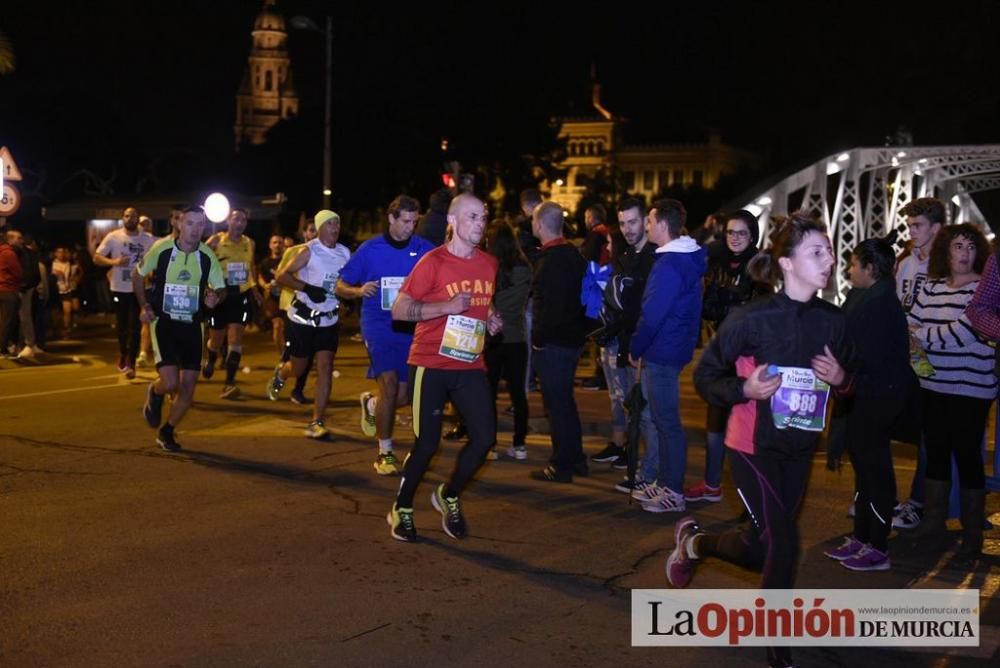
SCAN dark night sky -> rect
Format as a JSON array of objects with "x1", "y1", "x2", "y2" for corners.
[{"x1": 1, "y1": 0, "x2": 998, "y2": 216}]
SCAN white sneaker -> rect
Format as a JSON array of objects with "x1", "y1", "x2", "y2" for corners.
[
  {"x1": 505, "y1": 445, "x2": 528, "y2": 460},
  {"x1": 634, "y1": 482, "x2": 667, "y2": 503},
  {"x1": 641, "y1": 487, "x2": 687, "y2": 513},
  {"x1": 16, "y1": 346, "x2": 35, "y2": 360},
  {"x1": 486, "y1": 448, "x2": 499, "y2": 460},
  {"x1": 30, "y1": 345, "x2": 45, "y2": 355}
]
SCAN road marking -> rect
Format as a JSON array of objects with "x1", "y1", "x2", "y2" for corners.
[{"x1": 0, "y1": 383, "x2": 131, "y2": 401}]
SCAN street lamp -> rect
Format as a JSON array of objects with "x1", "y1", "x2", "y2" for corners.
[{"x1": 290, "y1": 15, "x2": 333, "y2": 209}]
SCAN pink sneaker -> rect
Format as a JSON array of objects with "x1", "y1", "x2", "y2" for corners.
[
  {"x1": 683, "y1": 480, "x2": 722, "y2": 503},
  {"x1": 666, "y1": 516, "x2": 701, "y2": 587}
]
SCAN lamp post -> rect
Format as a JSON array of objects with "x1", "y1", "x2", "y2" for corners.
[{"x1": 290, "y1": 15, "x2": 333, "y2": 209}]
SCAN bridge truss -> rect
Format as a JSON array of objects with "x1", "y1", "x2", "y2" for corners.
[{"x1": 740, "y1": 145, "x2": 1000, "y2": 303}]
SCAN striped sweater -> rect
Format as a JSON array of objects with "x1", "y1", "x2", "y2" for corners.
[{"x1": 908, "y1": 278, "x2": 998, "y2": 400}]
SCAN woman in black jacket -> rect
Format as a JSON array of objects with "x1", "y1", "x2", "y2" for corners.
[
  {"x1": 823, "y1": 238, "x2": 914, "y2": 572},
  {"x1": 687, "y1": 209, "x2": 769, "y2": 503}
]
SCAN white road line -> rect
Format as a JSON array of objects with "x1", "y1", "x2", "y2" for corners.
[{"x1": 0, "y1": 383, "x2": 131, "y2": 401}]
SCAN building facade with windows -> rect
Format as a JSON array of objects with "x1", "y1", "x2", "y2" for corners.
[{"x1": 549, "y1": 91, "x2": 755, "y2": 212}]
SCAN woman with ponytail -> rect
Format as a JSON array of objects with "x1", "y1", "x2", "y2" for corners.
[{"x1": 668, "y1": 210, "x2": 853, "y2": 668}]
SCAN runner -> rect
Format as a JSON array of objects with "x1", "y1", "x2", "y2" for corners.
[
  {"x1": 257, "y1": 234, "x2": 286, "y2": 357},
  {"x1": 336, "y1": 195, "x2": 433, "y2": 475},
  {"x1": 136, "y1": 206, "x2": 226, "y2": 451},
  {"x1": 268, "y1": 210, "x2": 350, "y2": 439},
  {"x1": 673, "y1": 210, "x2": 852, "y2": 668},
  {"x1": 94, "y1": 206, "x2": 157, "y2": 379},
  {"x1": 204, "y1": 208, "x2": 259, "y2": 399},
  {"x1": 385, "y1": 194, "x2": 502, "y2": 542}
]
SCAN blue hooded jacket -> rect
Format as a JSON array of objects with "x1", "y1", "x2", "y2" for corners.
[{"x1": 630, "y1": 236, "x2": 707, "y2": 367}]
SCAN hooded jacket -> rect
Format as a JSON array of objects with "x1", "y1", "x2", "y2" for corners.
[{"x1": 630, "y1": 236, "x2": 706, "y2": 367}]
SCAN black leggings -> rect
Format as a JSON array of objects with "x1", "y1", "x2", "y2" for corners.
[
  {"x1": 697, "y1": 448, "x2": 811, "y2": 589},
  {"x1": 395, "y1": 366, "x2": 495, "y2": 508},
  {"x1": 921, "y1": 389, "x2": 991, "y2": 489},
  {"x1": 112, "y1": 291, "x2": 140, "y2": 362},
  {"x1": 847, "y1": 406, "x2": 896, "y2": 551},
  {"x1": 485, "y1": 341, "x2": 529, "y2": 447}
]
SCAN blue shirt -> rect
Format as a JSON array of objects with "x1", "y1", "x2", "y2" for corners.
[{"x1": 339, "y1": 233, "x2": 434, "y2": 337}]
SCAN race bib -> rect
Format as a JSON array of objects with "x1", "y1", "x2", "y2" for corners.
[
  {"x1": 380, "y1": 276, "x2": 405, "y2": 310},
  {"x1": 163, "y1": 283, "x2": 199, "y2": 322},
  {"x1": 226, "y1": 262, "x2": 248, "y2": 287},
  {"x1": 769, "y1": 366, "x2": 831, "y2": 432},
  {"x1": 438, "y1": 315, "x2": 486, "y2": 363}
]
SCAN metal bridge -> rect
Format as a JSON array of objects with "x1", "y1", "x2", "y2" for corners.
[{"x1": 739, "y1": 144, "x2": 1000, "y2": 304}]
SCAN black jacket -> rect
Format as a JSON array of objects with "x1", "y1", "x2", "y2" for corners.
[
  {"x1": 695, "y1": 292, "x2": 854, "y2": 457},
  {"x1": 531, "y1": 240, "x2": 586, "y2": 348}
]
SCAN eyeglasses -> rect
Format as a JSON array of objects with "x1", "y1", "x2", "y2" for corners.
[{"x1": 726, "y1": 230, "x2": 750, "y2": 238}]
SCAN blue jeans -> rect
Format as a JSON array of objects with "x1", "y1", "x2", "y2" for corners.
[
  {"x1": 605, "y1": 342, "x2": 660, "y2": 481},
  {"x1": 535, "y1": 345, "x2": 583, "y2": 474},
  {"x1": 643, "y1": 360, "x2": 687, "y2": 492}
]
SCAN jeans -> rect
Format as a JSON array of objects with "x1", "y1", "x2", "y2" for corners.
[
  {"x1": 605, "y1": 342, "x2": 659, "y2": 481},
  {"x1": 535, "y1": 345, "x2": 583, "y2": 474},
  {"x1": 643, "y1": 360, "x2": 687, "y2": 492}
]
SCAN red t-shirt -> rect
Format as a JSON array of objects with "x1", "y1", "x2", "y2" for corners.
[{"x1": 402, "y1": 245, "x2": 498, "y2": 371}]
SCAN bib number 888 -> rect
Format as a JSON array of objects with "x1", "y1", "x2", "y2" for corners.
[{"x1": 788, "y1": 392, "x2": 818, "y2": 414}]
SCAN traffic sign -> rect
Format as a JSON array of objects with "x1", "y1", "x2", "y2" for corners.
[
  {"x1": 0, "y1": 183, "x2": 21, "y2": 216},
  {"x1": 0, "y1": 146, "x2": 23, "y2": 182}
]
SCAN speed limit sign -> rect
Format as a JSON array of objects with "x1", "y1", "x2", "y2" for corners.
[{"x1": 0, "y1": 183, "x2": 20, "y2": 216}]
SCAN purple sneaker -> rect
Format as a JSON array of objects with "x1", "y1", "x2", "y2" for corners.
[
  {"x1": 665, "y1": 516, "x2": 701, "y2": 588},
  {"x1": 823, "y1": 536, "x2": 864, "y2": 561},
  {"x1": 841, "y1": 545, "x2": 890, "y2": 572}
]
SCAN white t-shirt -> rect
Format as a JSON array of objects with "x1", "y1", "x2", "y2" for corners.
[
  {"x1": 289, "y1": 238, "x2": 350, "y2": 328},
  {"x1": 96, "y1": 229, "x2": 157, "y2": 293},
  {"x1": 895, "y1": 252, "x2": 928, "y2": 312}
]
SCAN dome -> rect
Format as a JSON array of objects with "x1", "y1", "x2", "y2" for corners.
[{"x1": 254, "y1": 1, "x2": 286, "y2": 32}]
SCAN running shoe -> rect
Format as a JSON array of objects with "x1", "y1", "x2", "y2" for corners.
[
  {"x1": 841, "y1": 545, "x2": 891, "y2": 572},
  {"x1": 290, "y1": 389, "x2": 313, "y2": 405},
  {"x1": 431, "y1": 484, "x2": 468, "y2": 539},
  {"x1": 201, "y1": 357, "x2": 215, "y2": 380},
  {"x1": 373, "y1": 452, "x2": 399, "y2": 476},
  {"x1": 117, "y1": 354, "x2": 128, "y2": 372},
  {"x1": 304, "y1": 419, "x2": 329, "y2": 440},
  {"x1": 360, "y1": 391, "x2": 377, "y2": 437},
  {"x1": 443, "y1": 423, "x2": 467, "y2": 441},
  {"x1": 612, "y1": 454, "x2": 627, "y2": 470},
  {"x1": 591, "y1": 442, "x2": 625, "y2": 463},
  {"x1": 143, "y1": 383, "x2": 164, "y2": 429},
  {"x1": 642, "y1": 487, "x2": 687, "y2": 513},
  {"x1": 136, "y1": 352, "x2": 149, "y2": 368},
  {"x1": 220, "y1": 384, "x2": 240, "y2": 400},
  {"x1": 486, "y1": 448, "x2": 499, "y2": 460},
  {"x1": 156, "y1": 428, "x2": 182, "y2": 452},
  {"x1": 683, "y1": 481, "x2": 723, "y2": 503},
  {"x1": 16, "y1": 346, "x2": 35, "y2": 360},
  {"x1": 666, "y1": 516, "x2": 701, "y2": 588},
  {"x1": 506, "y1": 445, "x2": 528, "y2": 460},
  {"x1": 891, "y1": 500, "x2": 923, "y2": 529},
  {"x1": 824, "y1": 536, "x2": 864, "y2": 561},
  {"x1": 266, "y1": 364, "x2": 285, "y2": 401},
  {"x1": 634, "y1": 483, "x2": 668, "y2": 503},
  {"x1": 387, "y1": 503, "x2": 417, "y2": 542},
  {"x1": 615, "y1": 477, "x2": 653, "y2": 494}
]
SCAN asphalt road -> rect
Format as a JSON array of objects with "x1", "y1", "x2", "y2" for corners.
[{"x1": 2, "y1": 314, "x2": 999, "y2": 667}]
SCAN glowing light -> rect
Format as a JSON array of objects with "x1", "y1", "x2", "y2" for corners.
[
  {"x1": 744, "y1": 204, "x2": 763, "y2": 218},
  {"x1": 322, "y1": 188, "x2": 332, "y2": 196},
  {"x1": 836, "y1": 153, "x2": 850, "y2": 162},
  {"x1": 555, "y1": 179, "x2": 564, "y2": 187},
  {"x1": 918, "y1": 158, "x2": 928, "y2": 164},
  {"x1": 756, "y1": 196, "x2": 772, "y2": 206},
  {"x1": 896, "y1": 151, "x2": 907, "y2": 158},
  {"x1": 826, "y1": 161, "x2": 842, "y2": 175},
  {"x1": 204, "y1": 193, "x2": 231, "y2": 223},
  {"x1": 951, "y1": 194, "x2": 962, "y2": 206}
]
